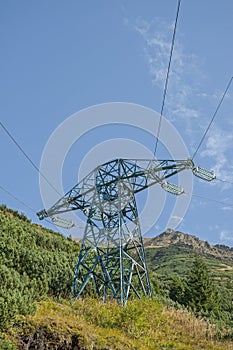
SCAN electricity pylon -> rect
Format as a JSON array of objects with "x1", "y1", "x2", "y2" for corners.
[{"x1": 37, "y1": 158, "x2": 215, "y2": 305}]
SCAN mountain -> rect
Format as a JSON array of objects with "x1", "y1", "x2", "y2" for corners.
[
  {"x1": 144, "y1": 228, "x2": 233, "y2": 304},
  {"x1": 144, "y1": 228, "x2": 233, "y2": 263},
  {"x1": 0, "y1": 206, "x2": 232, "y2": 349}
]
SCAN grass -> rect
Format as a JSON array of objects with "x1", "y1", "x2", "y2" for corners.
[
  {"x1": 145, "y1": 246, "x2": 233, "y2": 286},
  {"x1": 3, "y1": 298, "x2": 233, "y2": 350}
]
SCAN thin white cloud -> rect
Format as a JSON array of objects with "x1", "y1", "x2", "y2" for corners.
[
  {"x1": 220, "y1": 229, "x2": 233, "y2": 242},
  {"x1": 133, "y1": 18, "x2": 203, "y2": 127},
  {"x1": 222, "y1": 206, "x2": 233, "y2": 211},
  {"x1": 130, "y1": 17, "x2": 233, "y2": 190},
  {"x1": 131, "y1": 18, "x2": 232, "y2": 151},
  {"x1": 170, "y1": 215, "x2": 185, "y2": 228},
  {"x1": 200, "y1": 128, "x2": 233, "y2": 187},
  {"x1": 209, "y1": 224, "x2": 220, "y2": 232}
]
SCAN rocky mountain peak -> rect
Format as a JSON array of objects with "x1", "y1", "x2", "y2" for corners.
[{"x1": 144, "y1": 229, "x2": 233, "y2": 263}]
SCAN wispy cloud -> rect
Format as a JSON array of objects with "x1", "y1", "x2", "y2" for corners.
[
  {"x1": 133, "y1": 18, "x2": 203, "y2": 127},
  {"x1": 200, "y1": 128, "x2": 233, "y2": 187},
  {"x1": 130, "y1": 17, "x2": 233, "y2": 187},
  {"x1": 133, "y1": 19, "x2": 233, "y2": 183},
  {"x1": 169, "y1": 215, "x2": 185, "y2": 229},
  {"x1": 220, "y1": 229, "x2": 233, "y2": 243},
  {"x1": 222, "y1": 206, "x2": 233, "y2": 211},
  {"x1": 131, "y1": 18, "x2": 232, "y2": 149}
]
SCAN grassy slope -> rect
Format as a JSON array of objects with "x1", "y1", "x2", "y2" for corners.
[
  {"x1": 3, "y1": 298, "x2": 233, "y2": 350},
  {"x1": 145, "y1": 245, "x2": 233, "y2": 286},
  {"x1": 0, "y1": 206, "x2": 232, "y2": 349}
]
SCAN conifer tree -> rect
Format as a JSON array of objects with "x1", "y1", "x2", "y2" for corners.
[
  {"x1": 169, "y1": 275, "x2": 185, "y2": 304},
  {"x1": 183, "y1": 257, "x2": 221, "y2": 317}
]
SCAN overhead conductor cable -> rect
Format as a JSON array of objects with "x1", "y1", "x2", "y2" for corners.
[
  {"x1": 192, "y1": 76, "x2": 233, "y2": 160},
  {"x1": 154, "y1": 0, "x2": 181, "y2": 157},
  {"x1": 0, "y1": 121, "x2": 61, "y2": 196}
]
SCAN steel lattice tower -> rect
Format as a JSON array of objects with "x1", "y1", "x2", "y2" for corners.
[{"x1": 37, "y1": 158, "x2": 215, "y2": 304}]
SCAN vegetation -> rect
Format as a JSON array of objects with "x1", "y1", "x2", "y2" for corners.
[
  {"x1": 0, "y1": 205, "x2": 232, "y2": 349},
  {"x1": 146, "y1": 245, "x2": 233, "y2": 329},
  {"x1": 0, "y1": 205, "x2": 79, "y2": 330},
  {"x1": 168, "y1": 258, "x2": 221, "y2": 315},
  {"x1": 145, "y1": 245, "x2": 233, "y2": 284},
  {"x1": 2, "y1": 298, "x2": 233, "y2": 349}
]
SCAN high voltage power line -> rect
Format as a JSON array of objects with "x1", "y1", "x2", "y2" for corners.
[
  {"x1": 0, "y1": 0, "x2": 232, "y2": 234},
  {"x1": 0, "y1": 183, "x2": 62, "y2": 229},
  {"x1": 0, "y1": 184, "x2": 36, "y2": 214},
  {"x1": 154, "y1": 0, "x2": 181, "y2": 157},
  {"x1": 192, "y1": 76, "x2": 233, "y2": 160},
  {"x1": 1, "y1": 176, "x2": 233, "y2": 227},
  {"x1": 184, "y1": 191, "x2": 233, "y2": 209},
  {"x1": 0, "y1": 121, "x2": 61, "y2": 196},
  {"x1": 151, "y1": 0, "x2": 232, "y2": 164},
  {"x1": 215, "y1": 177, "x2": 233, "y2": 186},
  {"x1": 151, "y1": 0, "x2": 233, "y2": 209},
  {"x1": 0, "y1": 121, "x2": 63, "y2": 228},
  {"x1": 1, "y1": 109, "x2": 233, "y2": 230}
]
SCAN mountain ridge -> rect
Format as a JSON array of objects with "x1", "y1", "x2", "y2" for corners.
[
  {"x1": 144, "y1": 228, "x2": 233, "y2": 263},
  {"x1": 0, "y1": 205, "x2": 232, "y2": 349}
]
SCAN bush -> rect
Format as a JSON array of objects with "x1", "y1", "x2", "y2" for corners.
[{"x1": 0, "y1": 206, "x2": 80, "y2": 330}]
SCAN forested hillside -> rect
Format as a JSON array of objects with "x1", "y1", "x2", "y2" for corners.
[
  {"x1": 145, "y1": 230, "x2": 233, "y2": 331},
  {"x1": 0, "y1": 205, "x2": 232, "y2": 349},
  {"x1": 145, "y1": 233, "x2": 233, "y2": 296},
  {"x1": 0, "y1": 205, "x2": 79, "y2": 329}
]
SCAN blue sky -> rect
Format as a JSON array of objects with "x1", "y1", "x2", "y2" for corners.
[{"x1": 0, "y1": 1, "x2": 233, "y2": 246}]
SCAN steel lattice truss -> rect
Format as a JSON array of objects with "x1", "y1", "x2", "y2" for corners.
[{"x1": 37, "y1": 158, "x2": 215, "y2": 304}]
